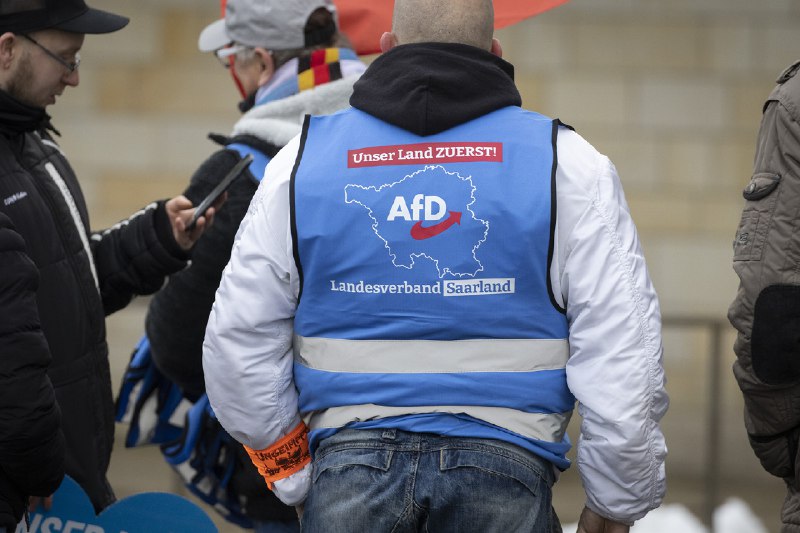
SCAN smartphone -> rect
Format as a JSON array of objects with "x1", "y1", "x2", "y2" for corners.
[{"x1": 186, "y1": 153, "x2": 253, "y2": 230}]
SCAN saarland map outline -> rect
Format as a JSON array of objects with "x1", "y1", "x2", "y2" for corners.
[{"x1": 344, "y1": 165, "x2": 489, "y2": 278}]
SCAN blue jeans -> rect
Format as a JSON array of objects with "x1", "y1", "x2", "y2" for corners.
[{"x1": 302, "y1": 428, "x2": 561, "y2": 533}]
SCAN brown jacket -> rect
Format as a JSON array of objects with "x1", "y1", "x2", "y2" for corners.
[{"x1": 729, "y1": 60, "x2": 800, "y2": 495}]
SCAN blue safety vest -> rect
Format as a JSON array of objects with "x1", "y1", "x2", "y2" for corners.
[
  {"x1": 291, "y1": 106, "x2": 574, "y2": 469},
  {"x1": 227, "y1": 142, "x2": 271, "y2": 184}
]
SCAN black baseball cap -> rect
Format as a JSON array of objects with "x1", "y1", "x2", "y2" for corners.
[{"x1": 0, "y1": 0, "x2": 129, "y2": 35}]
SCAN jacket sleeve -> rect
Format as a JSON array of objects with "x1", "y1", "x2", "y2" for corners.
[
  {"x1": 91, "y1": 200, "x2": 189, "y2": 315},
  {"x1": 728, "y1": 64, "x2": 800, "y2": 482},
  {"x1": 0, "y1": 212, "x2": 65, "y2": 524},
  {"x1": 553, "y1": 128, "x2": 668, "y2": 525},
  {"x1": 204, "y1": 135, "x2": 311, "y2": 505},
  {"x1": 203, "y1": 135, "x2": 305, "y2": 458}
]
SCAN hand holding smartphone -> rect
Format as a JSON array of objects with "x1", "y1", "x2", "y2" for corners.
[{"x1": 186, "y1": 154, "x2": 253, "y2": 231}]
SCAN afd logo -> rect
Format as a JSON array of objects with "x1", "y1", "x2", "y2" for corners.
[{"x1": 387, "y1": 194, "x2": 462, "y2": 240}]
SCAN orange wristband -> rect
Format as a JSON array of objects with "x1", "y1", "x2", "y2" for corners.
[{"x1": 243, "y1": 422, "x2": 311, "y2": 490}]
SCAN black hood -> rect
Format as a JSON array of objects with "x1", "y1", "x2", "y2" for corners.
[{"x1": 350, "y1": 42, "x2": 521, "y2": 137}]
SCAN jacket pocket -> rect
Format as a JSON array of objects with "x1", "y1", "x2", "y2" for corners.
[
  {"x1": 733, "y1": 172, "x2": 781, "y2": 262},
  {"x1": 312, "y1": 446, "x2": 393, "y2": 483},
  {"x1": 749, "y1": 426, "x2": 799, "y2": 480}
]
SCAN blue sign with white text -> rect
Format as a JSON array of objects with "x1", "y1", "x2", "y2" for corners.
[{"x1": 15, "y1": 476, "x2": 217, "y2": 533}]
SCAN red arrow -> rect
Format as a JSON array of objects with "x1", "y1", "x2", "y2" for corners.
[{"x1": 410, "y1": 211, "x2": 462, "y2": 240}]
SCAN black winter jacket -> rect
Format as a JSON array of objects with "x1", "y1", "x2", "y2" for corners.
[
  {"x1": 145, "y1": 137, "x2": 298, "y2": 523},
  {"x1": 145, "y1": 55, "x2": 362, "y2": 522},
  {"x1": 145, "y1": 141, "x2": 268, "y2": 400},
  {"x1": 0, "y1": 90, "x2": 188, "y2": 512},
  {"x1": 0, "y1": 211, "x2": 65, "y2": 529}
]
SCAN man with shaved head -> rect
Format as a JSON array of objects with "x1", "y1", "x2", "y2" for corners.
[
  {"x1": 390, "y1": 0, "x2": 495, "y2": 49},
  {"x1": 203, "y1": 0, "x2": 668, "y2": 531}
]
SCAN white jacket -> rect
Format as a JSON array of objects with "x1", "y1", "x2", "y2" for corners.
[{"x1": 203, "y1": 123, "x2": 668, "y2": 524}]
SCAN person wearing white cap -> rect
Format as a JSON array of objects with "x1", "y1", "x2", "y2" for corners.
[
  {"x1": 138, "y1": 0, "x2": 366, "y2": 530},
  {"x1": 0, "y1": 0, "x2": 219, "y2": 519}
]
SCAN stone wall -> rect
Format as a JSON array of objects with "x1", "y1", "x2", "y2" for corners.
[
  {"x1": 501, "y1": 0, "x2": 800, "y2": 319},
  {"x1": 55, "y1": 0, "x2": 800, "y2": 315}
]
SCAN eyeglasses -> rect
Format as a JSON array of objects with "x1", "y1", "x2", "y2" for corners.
[
  {"x1": 214, "y1": 44, "x2": 249, "y2": 69},
  {"x1": 22, "y1": 34, "x2": 81, "y2": 73}
]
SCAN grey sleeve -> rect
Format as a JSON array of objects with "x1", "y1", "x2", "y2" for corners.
[{"x1": 728, "y1": 63, "x2": 800, "y2": 480}]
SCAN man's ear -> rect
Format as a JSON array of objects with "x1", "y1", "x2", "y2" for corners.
[
  {"x1": 490, "y1": 38, "x2": 503, "y2": 58},
  {"x1": 380, "y1": 32, "x2": 398, "y2": 53},
  {"x1": 0, "y1": 33, "x2": 18, "y2": 69},
  {"x1": 254, "y1": 47, "x2": 275, "y2": 86}
]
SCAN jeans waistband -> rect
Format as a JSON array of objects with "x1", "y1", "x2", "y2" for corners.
[{"x1": 318, "y1": 428, "x2": 557, "y2": 482}]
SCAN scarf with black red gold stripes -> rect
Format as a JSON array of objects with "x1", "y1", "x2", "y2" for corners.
[{"x1": 254, "y1": 48, "x2": 365, "y2": 107}]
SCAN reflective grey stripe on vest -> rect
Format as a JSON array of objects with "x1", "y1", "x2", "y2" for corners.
[
  {"x1": 303, "y1": 404, "x2": 573, "y2": 444},
  {"x1": 295, "y1": 336, "x2": 572, "y2": 443},
  {"x1": 293, "y1": 336, "x2": 569, "y2": 373}
]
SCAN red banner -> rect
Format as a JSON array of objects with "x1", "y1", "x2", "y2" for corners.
[{"x1": 333, "y1": 0, "x2": 571, "y2": 55}]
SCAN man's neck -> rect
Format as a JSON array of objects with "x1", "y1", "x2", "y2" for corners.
[{"x1": 0, "y1": 88, "x2": 50, "y2": 135}]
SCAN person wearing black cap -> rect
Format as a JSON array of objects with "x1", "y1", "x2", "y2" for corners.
[{"x1": 0, "y1": 0, "x2": 220, "y2": 518}]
